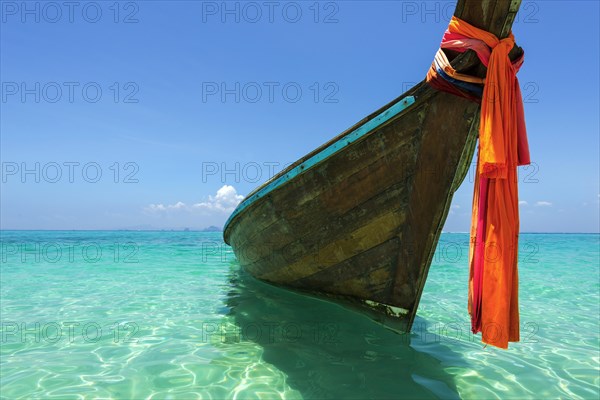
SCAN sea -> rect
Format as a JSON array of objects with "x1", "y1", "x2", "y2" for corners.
[{"x1": 1, "y1": 231, "x2": 598, "y2": 399}]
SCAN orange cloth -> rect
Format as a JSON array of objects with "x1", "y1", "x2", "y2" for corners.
[{"x1": 447, "y1": 16, "x2": 530, "y2": 349}]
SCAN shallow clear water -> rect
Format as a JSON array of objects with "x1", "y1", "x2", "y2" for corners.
[{"x1": 1, "y1": 231, "x2": 598, "y2": 399}]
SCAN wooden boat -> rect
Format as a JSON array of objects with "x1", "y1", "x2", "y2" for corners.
[{"x1": 223, "y1": 0, "x2": 524, "y2": 332}]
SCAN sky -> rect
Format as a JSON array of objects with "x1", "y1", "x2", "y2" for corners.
[{"x1": 1, "y1": 0, "x2": 598, "y2": 232}]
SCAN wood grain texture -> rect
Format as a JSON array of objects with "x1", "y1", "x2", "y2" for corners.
[{"x1": 223, "y1": 0, "x2": 523, "y2": 331}]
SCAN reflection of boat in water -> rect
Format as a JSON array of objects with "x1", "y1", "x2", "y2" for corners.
[
  {"x1": 223, "y1": 0, "x2": 524, "y2": 332},
  {"x1": 215, "y1": 265, "x2": 461, "y2": 399}
]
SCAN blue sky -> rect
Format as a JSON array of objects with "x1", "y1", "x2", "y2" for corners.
[{"x1": 1, "y1": 0, "x2": 598, "y2": 232}]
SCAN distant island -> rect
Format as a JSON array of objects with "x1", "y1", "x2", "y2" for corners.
[
  {"x1": 198, "y1": 226, "x2": 222, "y2": 232},
  {"x1": 116, "y1": 225, "x2": 223, "y2": 232}
]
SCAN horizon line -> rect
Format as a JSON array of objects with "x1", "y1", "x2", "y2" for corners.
[{"x1": 1, "y1": 229, "x2": 599, "y2": 235}]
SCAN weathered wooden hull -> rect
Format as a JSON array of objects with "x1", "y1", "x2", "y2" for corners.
[{"x1": 224, "y1": 0, "x2": 522, "y2": 331}]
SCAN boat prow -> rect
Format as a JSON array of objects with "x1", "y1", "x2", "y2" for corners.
[{"x1": 224, "y1": 0, "x2": 524, "y2": 332}]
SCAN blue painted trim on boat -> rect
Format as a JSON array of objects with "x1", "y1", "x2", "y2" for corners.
[
  {"x1": 223, "y1": 95, "x2": 416, "y2": 232},
  {"x1": 436, "y1": 67, "x2": 483, "y2": 96}
]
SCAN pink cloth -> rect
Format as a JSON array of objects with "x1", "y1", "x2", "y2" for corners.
[
  {"x1": 435, "y1": 29, "x2": 530, "y2": 334},
  {"x1": 471, "y1": 176, "x2": 489, "y2": 332},
  {"x1": 441, "y1": 31, "x2": 492, "y2": 65}
]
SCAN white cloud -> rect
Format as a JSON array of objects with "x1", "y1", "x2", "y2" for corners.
[
  {"x1": 449, "y1": 204, "x2": 461, "y2": 215},
  {"x1": 145, "y1": 185, "x2": 244, "y2": 215},
  {"x1": 519, "y1": 200, "x2": 528, "y2": 206},
  {"x1": 145, "y1": 201, "x2": 186, "y2": 213},
  {"x1": 535, "y1": 201, "x2": 552, "y2": 207},
  {"x1": 146, "y1": 203, "x2": 167, "y2": 212},
  {"x1": 170, "y1": 201, "x2": 186, "y2": 210},
  {"x1": 192, "y1": 185, "x2": 244, "y2": 213}
]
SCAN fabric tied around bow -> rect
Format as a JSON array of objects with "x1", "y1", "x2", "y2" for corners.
[{"x1": 426, "y1": 16, "x2": 531, "y2": 349}]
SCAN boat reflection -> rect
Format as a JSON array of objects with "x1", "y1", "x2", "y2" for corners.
[{"x1": 220, "y1": 265, "x2": 461, "y2": 399}]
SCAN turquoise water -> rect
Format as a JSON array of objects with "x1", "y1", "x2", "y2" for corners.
[{"x1": 1, "y1": 231, "x2": 598, "y2": 399}]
